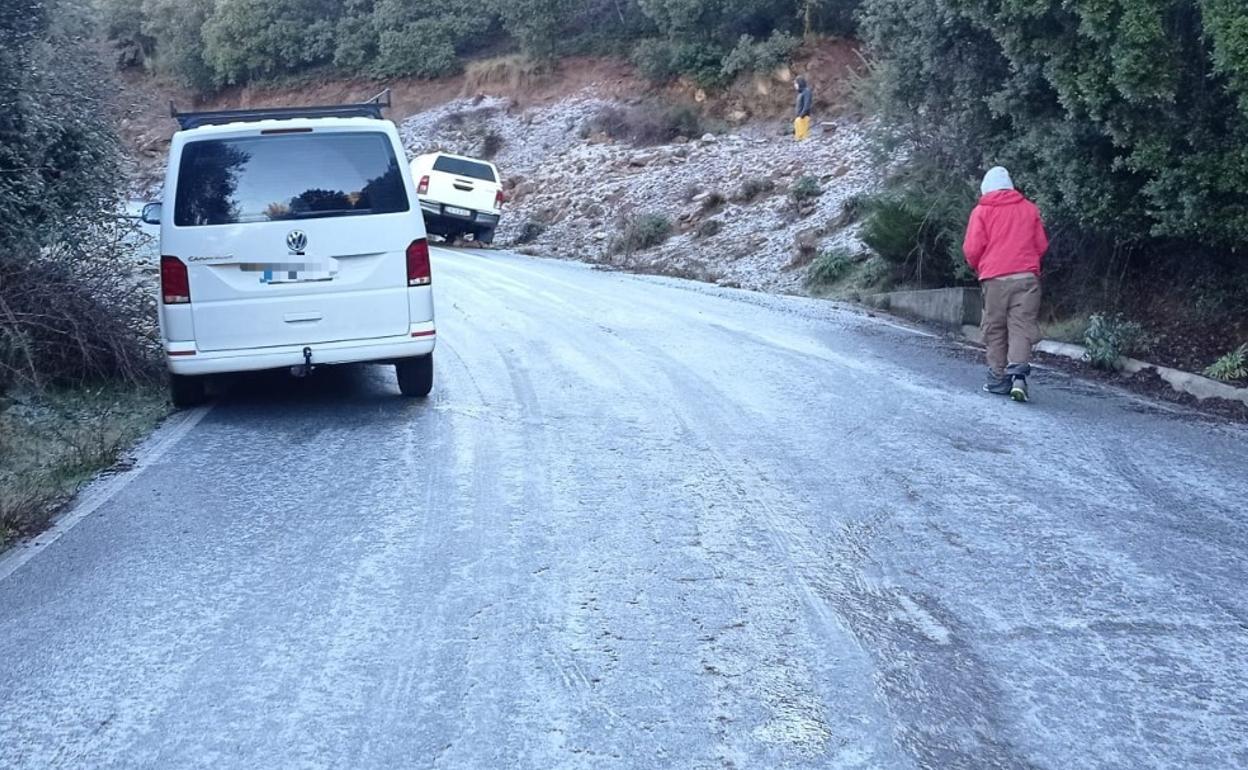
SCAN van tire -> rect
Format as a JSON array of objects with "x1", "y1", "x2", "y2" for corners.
[
  {"x1": 396, "y1": 355, "x2": 433, "y2": 397},
  {"x1": 169, "y1": 374, "x2": 206, "y2": 409},
  {"x1": 475, "y1": 227, "x2": 495, "y2": 244}
]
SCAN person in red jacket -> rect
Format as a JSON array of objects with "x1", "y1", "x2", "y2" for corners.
[{"x1": 963, "y1": 166, "x2": 1049, "y2": 401}]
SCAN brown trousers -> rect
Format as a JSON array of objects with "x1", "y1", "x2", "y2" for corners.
[{"x1": 981, "y1": 273, "x2": 1041, "y2": 376}]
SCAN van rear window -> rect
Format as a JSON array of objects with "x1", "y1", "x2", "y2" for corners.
[
  {"x1": 432, "y1": 156, "x2": 496, "y2": 182},
  {"x1": 174, "y1": 132, "x2": 409, "y2": 227}
]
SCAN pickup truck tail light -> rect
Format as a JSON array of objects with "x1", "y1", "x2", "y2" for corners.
[
  {"x1": 495, "y1": 189, "x2": 505, "y2": 209},
  {"x1": 406, "y1": 239, "x2": 431, "y2": 286},
  {"x1": 417, "y1": 175, "x2": 429, "y2": 195},
  {"x1": 161, "y1": 256, "x2": 190, "y2": 304}
]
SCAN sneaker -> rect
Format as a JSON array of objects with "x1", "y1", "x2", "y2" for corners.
[
  {"x1": 1010, "y1": 376, "x2": 1029, "y2": 402},
  {"x1": 983, "y1": 372, "x2": 1012, "y2": 395}
]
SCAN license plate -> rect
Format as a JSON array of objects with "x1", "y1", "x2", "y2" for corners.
[
  {"x1": 445, "y1": 206, "x2": 471, "y2": 217},
  {"x1": 241, "y1": 261, "x2": 336, "y2": 284}
]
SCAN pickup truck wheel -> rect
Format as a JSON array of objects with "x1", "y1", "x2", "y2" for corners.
[
  {"x1": 474, "y1": 227, "x2": 496, "y2": 244},
  {"x1": 169, "y1": 374, "x2": 206, "y2": 409},
  {"x1": 395, "y1": 354, "x2": 433, "y2": 397}
]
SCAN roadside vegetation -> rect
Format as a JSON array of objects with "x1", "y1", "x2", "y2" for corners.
[
  {"x1": 91, "y1": 0, "x2": 1248, "y2": 380},
  {"x1": 610, "y1": 213, "x2": 673, "y2": 256},
  {"x1": 581, "y1": 102, "x2": 704, "y2": 146},
  {"x1": 96, "y1": 0, "x2": 860, "y2": 92},
  {"x1": 1, "y1": 0, "x2": 165, "y2": 547},
  {"x1": 855, "y1": 0, "x2": 1248, "y2": 374}
]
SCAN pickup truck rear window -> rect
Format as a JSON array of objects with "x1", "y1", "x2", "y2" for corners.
[
  {"x1": 174, "y1": 132, "x2": 409, "y2": 227},
  {"x1": 431, "y1": 156, "x2": 496, "y2": 182}
]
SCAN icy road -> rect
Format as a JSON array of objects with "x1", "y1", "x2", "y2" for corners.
[{"x1": 2, "y1": 248, "x2": 1246, "y2": 769}]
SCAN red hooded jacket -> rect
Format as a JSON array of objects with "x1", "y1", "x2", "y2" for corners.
[{"x1": 962, "y1": 190, "x2": 1049, "y2": 280}]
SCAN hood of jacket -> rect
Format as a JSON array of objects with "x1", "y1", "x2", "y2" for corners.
[{"x1": 978, "y1": 189, "x2": 1026, "y2": 207}]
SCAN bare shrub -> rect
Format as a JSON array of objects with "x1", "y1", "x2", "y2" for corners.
[
  {"x1": 513, "y1": 220, "x2": 547, "y2": 245},
  {"x1": 480, "y1": 129, "x2": 504, "y2": 159},
  {"x1": 700, "y1": 191, "x2": 726, "y2": 213},
  {"x1": 583, "y1": 102, "x2": 703, "y2": 146},
  {"x1": 0, "y1": 221, "x2": 160, "y2": 395},
  {"x1": 609, "y1": 213, "x2": 672, "y2": 255},
  {"x1": 732, "y1": 177, "x2": 775, "y2": 203}
]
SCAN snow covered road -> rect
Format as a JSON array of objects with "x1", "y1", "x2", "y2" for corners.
[{"x1": 2, "y1": 247, "x2": 1245, "y2": 768}]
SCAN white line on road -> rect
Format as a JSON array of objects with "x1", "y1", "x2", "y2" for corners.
[{"x1": 0, "y1": 404, "x2": 213, "y2": 584}]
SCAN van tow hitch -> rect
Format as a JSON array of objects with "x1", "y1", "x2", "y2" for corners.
[{"x1": 292, "y1": 346, "x2": 314, "y2": 378}]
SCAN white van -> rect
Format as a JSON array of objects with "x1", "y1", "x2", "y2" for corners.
[
  {"x1": 410, "y1": 152, "x2": 503, "y2": 243},
  {"x1": 142, "y1": 93, "x2": 435, "y2": 407}
]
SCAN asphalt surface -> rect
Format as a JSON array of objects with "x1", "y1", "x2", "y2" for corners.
[{"x1": 2, "y1": 247, "x2": 1246, "y2": 769}]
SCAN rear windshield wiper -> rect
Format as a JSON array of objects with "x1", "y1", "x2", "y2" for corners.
[{"x1": 285, "y1": 209, "x2": 371, "y2": 220}]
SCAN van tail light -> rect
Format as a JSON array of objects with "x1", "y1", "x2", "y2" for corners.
[
  {"x1": 417, "y1": 175, "x2": 429, "y2": 195},
  {"x1": 495, "y1": 189, "x2": 505, "y2": 209},
  {"x1": 406, "y1": 239, "x2": 431, "y2": 286},
  {"x1": 161, "y1": 256, "x2": 190, "y2": 304}
]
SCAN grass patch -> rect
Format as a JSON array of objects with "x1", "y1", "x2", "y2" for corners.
[
  {"x1": 1041, "y1": 314, "x2": 1091, "y2": 345},
  {"x1": 463, "y1": 55, "x2": 548, "y2": 93},
  {"x1": 0, "y1": 385, "x2": 167, "y2": 548}
]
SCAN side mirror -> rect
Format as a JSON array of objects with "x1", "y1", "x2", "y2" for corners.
[{"x1": 141, "y1": 202, "x2": 162, "y2": 225}]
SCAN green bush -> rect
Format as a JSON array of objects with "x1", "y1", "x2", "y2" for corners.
[
  {"x1": 720, "y1": 31, "x2": 800, "y2": 79},
  {"x1": 859, "y1": 181, "x2": 976, "y2": 287},
  {"x1": 806, "y1": 249, "x2": 854, "y2": 287},
  {"x1": 610, "y1": 213, "x2": 672, "y2": 255},
  {"x1": 789, "y1": 175, "x2": 823, "y2": 203},
  {"x1": 201, "y1": 0, "x2": 339, "y2": 86},
  {"x1": 373, "y1": 19, "x2": 461, "y2": 79},
  {"x1": 858, "y1": 0, "x2": 1248, "y2": 271},
  {"x1": 1083, "y1": 314, "x2": 1149, "y2": 371},
  {"x1": 633, "y1": 39, "x2": 730, "y2": 89},
  {"x1": 1204, "y1": 344, "x2": 1248, "y2": 382}
]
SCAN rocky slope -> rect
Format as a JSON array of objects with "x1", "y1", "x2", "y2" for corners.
[{"x1": 399, "y1": 93, "x2": 877, "y2": 294}]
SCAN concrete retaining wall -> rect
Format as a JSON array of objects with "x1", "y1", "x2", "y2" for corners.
[{"x1": 866, "y1": 287, "x2": 982, "y2": 329}]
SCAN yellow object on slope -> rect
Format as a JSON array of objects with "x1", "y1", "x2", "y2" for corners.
[{"x1": 794, "y1": 116, "x2": 811, "y2": 141}]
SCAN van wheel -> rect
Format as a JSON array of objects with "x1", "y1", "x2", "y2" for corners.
[
  {"x1": 475, "y1": 227, "x2": 496, "y2": 244},
  {"x1": 169, "y1": 374, "x2": 206, "y2": 409},
  {"x1": 395, "y1": 355, "x2": 433, "y2": 397}
]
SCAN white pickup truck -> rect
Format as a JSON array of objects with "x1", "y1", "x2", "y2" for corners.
[{"x1": 411, "y1": 152, "x2": 504, "y2": 244}]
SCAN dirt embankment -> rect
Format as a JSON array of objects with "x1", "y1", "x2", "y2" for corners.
[{"x1": 119, "y1": 40, "x2": 878, "y2": 293}]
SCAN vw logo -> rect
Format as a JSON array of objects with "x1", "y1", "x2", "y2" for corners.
[{"x1": 286, "y1": 230, "x2": 308, "y2": 253}]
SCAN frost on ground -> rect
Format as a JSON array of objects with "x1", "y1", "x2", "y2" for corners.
[{"x1": 399, "y1": 93, "x2": 879, "y2": 294}]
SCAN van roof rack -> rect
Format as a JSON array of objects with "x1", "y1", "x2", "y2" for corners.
[{"x1": 170, "y1": 89, "x2": 392, "y2": 130}]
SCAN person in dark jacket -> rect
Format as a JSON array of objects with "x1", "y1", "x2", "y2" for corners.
[
  {"x1": 794, "y1": 76, "x2": 813, "y2": 141},
  {"x1": 963, "y1": 166, "x2": 1049, "y2": 402}
]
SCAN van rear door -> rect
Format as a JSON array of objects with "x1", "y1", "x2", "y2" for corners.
[{"x1": 164, "y1": 129, "x2": 417, "y2": 353}]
